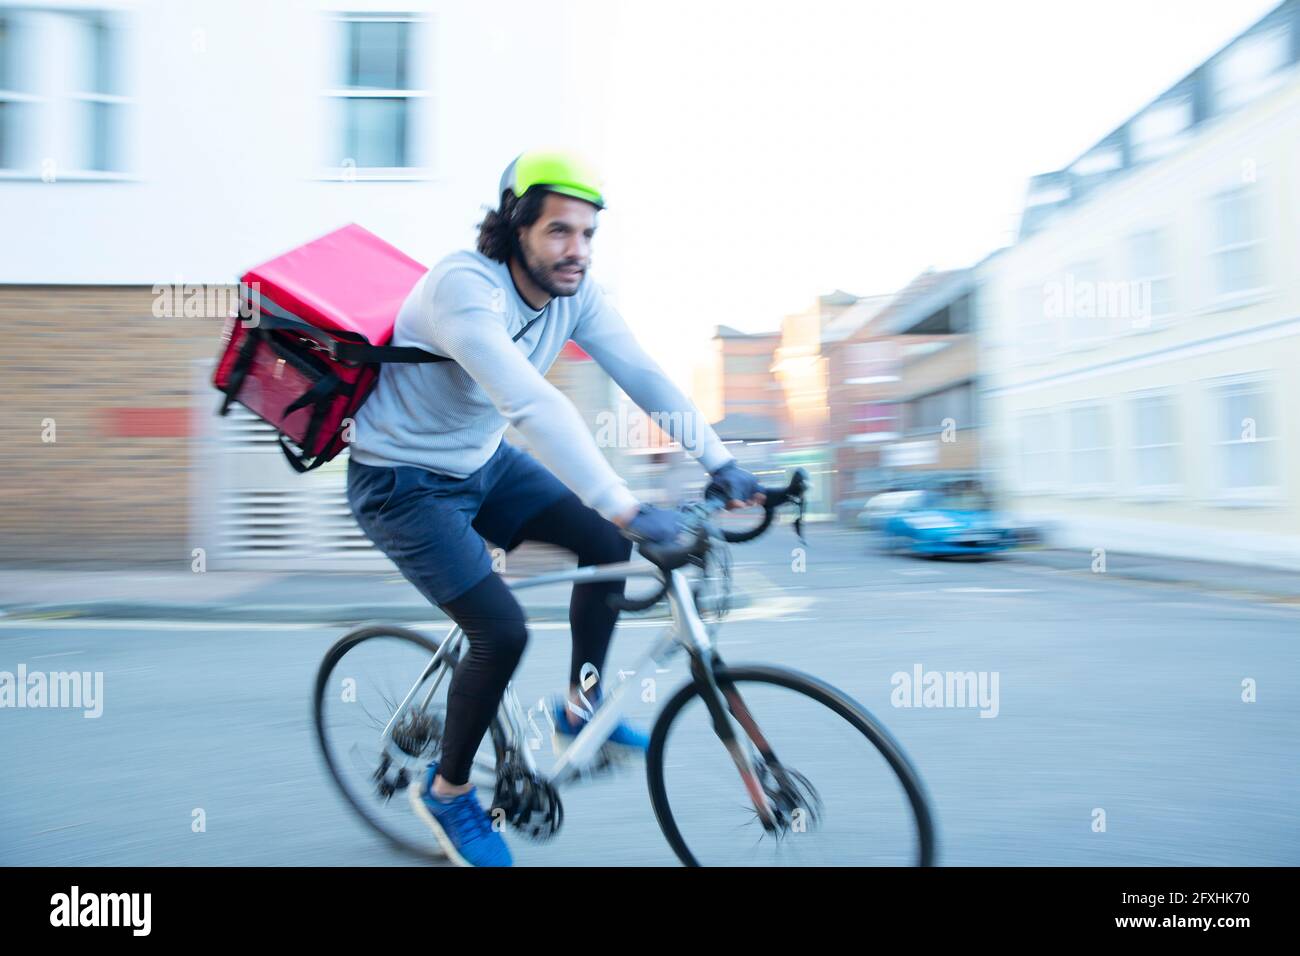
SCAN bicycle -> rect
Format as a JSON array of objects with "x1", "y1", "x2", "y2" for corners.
[{"x1": 313, "y1": 468, "x2": 937, "y2": 866}]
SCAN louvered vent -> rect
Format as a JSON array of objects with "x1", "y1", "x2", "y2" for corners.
[
  {"x1": 221, "y1": 490, "x2": 310, "y2": 557},
  {"x1": 206, "y1": 395, "x2": 390, "y2": 569},
  {"x1": 223, "y1": 405, "x2": 282, "y2": 446}
]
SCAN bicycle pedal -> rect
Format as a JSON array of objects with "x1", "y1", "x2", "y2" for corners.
[{"x1": 590, "y1": 742, "x2": 636, "y2": 774}]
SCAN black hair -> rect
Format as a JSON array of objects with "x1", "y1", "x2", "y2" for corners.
[{"x1": 476, "y1": 188, "x2": 550, "y2": 264}]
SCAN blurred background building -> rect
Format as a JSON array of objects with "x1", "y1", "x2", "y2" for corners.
[
  {"x1": 804, "y1": 266, "x2": 984, "y2": 524},
  {"x1": 4, "y1": 0, "x2": 1298, "y2": 573},
  {"x1": 978, "y1": 0, "x2": 1300, "y2": 569},
  {"x1": 0, "y1": 0, "x2": 623, "y2": 568}
]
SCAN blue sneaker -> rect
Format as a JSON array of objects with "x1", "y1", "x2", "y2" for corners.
[
  {"x1": 549, "y1": 693, "x2": 651, "y2": 754},
  {"x1": 407, "y1": 762, "x2": 512, "y2": 867}
]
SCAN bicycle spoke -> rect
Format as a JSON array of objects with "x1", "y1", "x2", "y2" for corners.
[
  {"x1": 649, "y1": 669, "x2": 930, "y2": 866},
  {"x1": 315, "y1": 627, "x2": 503, "y2": 861}
]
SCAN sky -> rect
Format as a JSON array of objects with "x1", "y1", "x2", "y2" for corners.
[{"x1": 559, "y1": 0, "x2": 1283, "y2": 384}]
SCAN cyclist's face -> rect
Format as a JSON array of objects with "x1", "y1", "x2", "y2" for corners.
[{"x1": 516, "y1": 193, "x2": 598, "y2": 298}]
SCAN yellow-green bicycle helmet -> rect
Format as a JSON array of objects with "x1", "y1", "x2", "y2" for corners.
[{"x1": 498, "y1": 149, "x2": 605, "y2": 210}]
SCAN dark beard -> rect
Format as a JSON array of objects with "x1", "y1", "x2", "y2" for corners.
[{"x1": 516, "y1": 243, "x2": 581, "y2": 299}]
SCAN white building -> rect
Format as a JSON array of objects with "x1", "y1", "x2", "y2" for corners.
[
  {"x1": 978, "y1": 0, "x2": 1300, "y2": 569},
  {"x1": 0, "y1": 0, "x2": 615, "y2": 282},
  {"x1": 0, "y1": 0, "x2": 623, "y2": 567}
]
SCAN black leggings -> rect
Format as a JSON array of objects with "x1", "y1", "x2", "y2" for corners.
[{"x1": 435, "y1": 494, "x2": 633, "y2": 785}]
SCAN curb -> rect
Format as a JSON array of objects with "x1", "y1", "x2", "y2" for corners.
[
  {"x1": 1006, "y1": 553, "x2": 1300, "y2": 603},
  {"x1": 0, "y1": 590, "x2": 752, "y2": 625}
]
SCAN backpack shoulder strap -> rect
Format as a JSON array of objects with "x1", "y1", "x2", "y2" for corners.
[{"x1": 345, "y1": 311, "x2": 546, "y2": 364}]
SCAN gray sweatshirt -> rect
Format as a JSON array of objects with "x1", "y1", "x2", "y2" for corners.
[{"x1": 349, "y1": 250, "x2": 734, "y2": 522}]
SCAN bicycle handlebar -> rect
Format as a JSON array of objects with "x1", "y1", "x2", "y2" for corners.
[{"x1": 607, "y1": 468, "x2": 810, "y2": 613}]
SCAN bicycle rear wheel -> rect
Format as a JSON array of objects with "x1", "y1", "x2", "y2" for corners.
[
  {"x1": 314, "y1": 624, "x2": 504, "y2": 861},
  {"x1": 646, "y1": 664, "x2": 936, "y2": 866}
]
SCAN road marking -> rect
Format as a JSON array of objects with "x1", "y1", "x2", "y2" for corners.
[
  {"x1": 942, "y1": 587, "x2": 1038, "y2": 594},
  {"x1": 30, "y1": 650, "x2": 85, "y2": 660},
  {"x1": 0, "y1": 592, "x2": 818, "y2": 634},
  {"x1": 0, "y1": 618, "x2": 321, "y2": 632}
]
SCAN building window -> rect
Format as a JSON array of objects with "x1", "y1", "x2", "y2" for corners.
[
  {"x1": 70, "y1": 12, "x2": 124, "y2": 172},
  {"x1": 1069, "y1": 143, "x2": 1123, "y2": 178},
  {"x1": 843, "y1": 340, "x2": 899, "y2": 384},
  {"x1": 331, "y1": 14, "x2": 422, "y2": 172},
  {"x1": 1129, "y1": 96, "x2": 1192, "y2": 163},
  {"x1": 907, "y1": 383, "x2": 973, "y2": 434},
  {"x1": 0, "y1": 13, "x2": 20, "y2": 169},
  {"x1": 1130, "y1": 392, "x2": 1180, "y2": 494},
  {"x1": 1019, "y1": 411, "x2": 1057, "y2": 491},
  {"x1": 852, "y1": 401, "x2": 897, "y2": 439},
  {"x1": 1211, "y1": 23, "x2": 1292, "y2": 115},
  {"x1": 1128, "y1": 230, "x2": 1175, "y2": 325},
  {"x1": 1067, "y1": 404, "x2": 1111, "y2": 491},
  {"x1": 1209, "y1": 186, "x2": 1265, "y2": 299},
  {"x1": 1213, "y1": 378, "x2": 1277, "y2": 498},
  {"x1": 0, "y1": 10, "x2": 127, "y2": 177}
]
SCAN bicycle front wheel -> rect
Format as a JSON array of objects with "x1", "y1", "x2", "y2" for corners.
[{"x1": 646, "y1": 665, "x2": 936, "y2": 866}]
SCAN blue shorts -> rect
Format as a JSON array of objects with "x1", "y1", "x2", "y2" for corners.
[{"x1": 347, "y1": 440, "x2": 574, "y2": 606}]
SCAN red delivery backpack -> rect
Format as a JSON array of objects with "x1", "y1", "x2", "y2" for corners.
[{"x1": 212, "y1": 224, "x2": 543, "y2": 472}]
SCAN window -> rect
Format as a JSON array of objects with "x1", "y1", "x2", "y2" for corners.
[
  {"x1": 1213, "y1": 378, "x2": 1277, "y2": 497},
  {"x1": 331, "y1": 14, "x2": 422, "y2": 172},
  {"x1": 1068, "y1": 404, "x2": 1111, "y2": 490},
  {"x1": 70, "y1": 12, "x2": 124, "y2": 172},
  {"x1": 1019, "y1": 412, "x2": 1058, "y2": 491},
  {"x1": 0, "y1": 10, "x2": 126, "y2": 177},
  {"x1": 843, "y1": 340, "x2": 899, "y2": 384},
  {"x1": 1130, "y1": 392, "x2": 1180, "y2": 493},
  {"x1": 0, "y1": 13, "x2": 20, "y2": 169},
  {"x1": 1128, "y1": 230, "x2": 1174, "y2": 325},
  {"x1": 1070, "y1": 144, "x2": 1122, "y2": 177},
  {"x1": 852, "y1": 402, "x2": 897, "y2": 439},
  {"x1": 1129, "y1": 97, "x2": 1192, "y2": 163},
  {"x1": 1212, "y1": 24, "x2": 1292, "y2": 114},
  {"x1": 907, "y1": 383, "x2": 973, "y2": 434},
  {"x1": 1210, "y1": 187, "x2": 1265, "y2": 298}
]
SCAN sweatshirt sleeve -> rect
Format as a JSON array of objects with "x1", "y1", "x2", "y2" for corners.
[
  {"x1": 572, "y1": 282, "x2": 735, "y2": 474},
  {"x1": 423, "y1": 268, "x2": 640, "y2": 523}
]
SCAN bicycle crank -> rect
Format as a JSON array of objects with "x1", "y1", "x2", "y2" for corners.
[{"x1": 492, "y1": 759, "x2": 564, "y2": 842}]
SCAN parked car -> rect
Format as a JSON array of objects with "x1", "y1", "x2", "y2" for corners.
[
  {"x1": 856, "y1": 490, "x2": 926, "y2": 532},
  {"x1": 861, "y1": 481, "x2": 1018, "y2": 557}
]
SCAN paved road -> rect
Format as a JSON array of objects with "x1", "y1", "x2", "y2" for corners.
[{"x1": 2, "y1": 525, "x2": 1297, "y2": 866}]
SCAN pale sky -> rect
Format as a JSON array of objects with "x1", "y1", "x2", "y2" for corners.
[{"x1": 558, "y1": 0, "x2": 1282, "y2": 385}]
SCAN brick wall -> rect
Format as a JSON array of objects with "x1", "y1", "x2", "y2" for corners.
[{"x1": 0, "y1": 285, "x2": 226, "y2": 565}]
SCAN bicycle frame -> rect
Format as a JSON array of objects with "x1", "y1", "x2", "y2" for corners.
[{"x1": 403, "y1": 556, "x2": 765, "y2": 795}]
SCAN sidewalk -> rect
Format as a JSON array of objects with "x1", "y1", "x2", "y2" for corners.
[
  {"x1": 0, "y1": 544, "x2": 748, "y2": 624},
  {"x1": 1006, "y1": 547, "x2": 1300, "y2": 601}
]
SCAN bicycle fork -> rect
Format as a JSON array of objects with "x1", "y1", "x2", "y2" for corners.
[{"x1": 668, "y1": 571, "x2": 783, "y2": 830}]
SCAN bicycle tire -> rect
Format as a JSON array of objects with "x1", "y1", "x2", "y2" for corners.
[
  {"x1": 313, "y1": 623, "x2": 507, "y2": 861},
  {"x1": 645, "y1": 664, "x2": 937, "y2": 866}
]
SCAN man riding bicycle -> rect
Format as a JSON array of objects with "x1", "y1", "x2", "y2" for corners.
[{"x1": 346, "y1": 149, "x2": 764, "y2": 867}]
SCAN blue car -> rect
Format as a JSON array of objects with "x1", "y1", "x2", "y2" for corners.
[{"x1": 865, "y1": 485, "x2": 1017, "y2": 557}]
